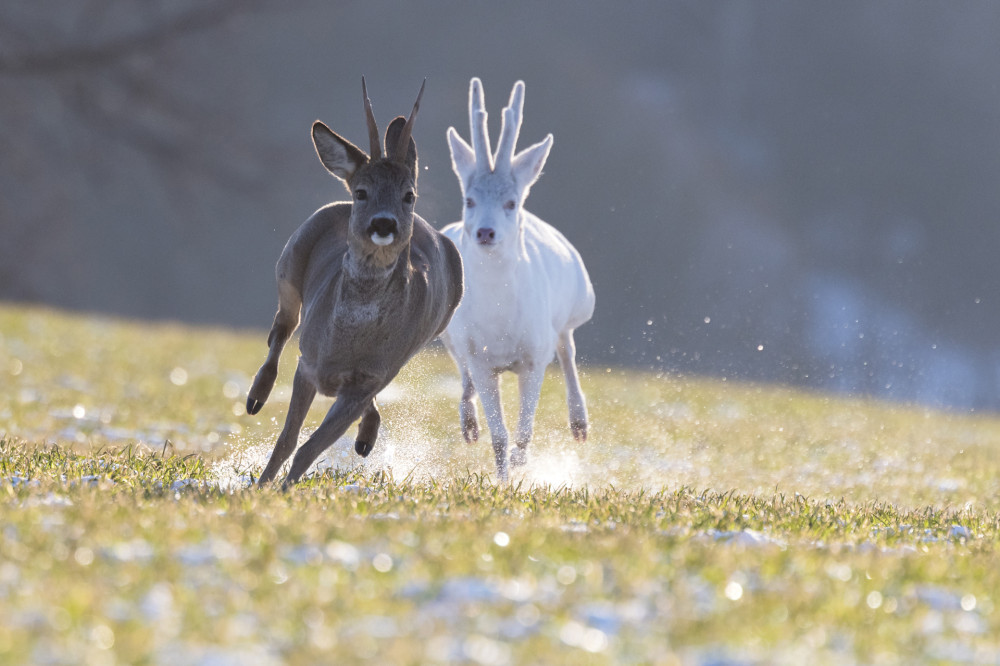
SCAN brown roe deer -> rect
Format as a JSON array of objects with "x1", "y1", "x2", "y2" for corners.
[{"x1": 247, "y1": 79, "x2": 463, "y2": 488}]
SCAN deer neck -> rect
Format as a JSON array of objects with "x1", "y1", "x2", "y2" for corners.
[{"x1": 342, "y1": 243, "x2": 410, "y2": 296}]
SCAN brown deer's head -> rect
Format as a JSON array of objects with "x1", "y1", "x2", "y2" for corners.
[{"x1": 312, "y1": 78, "x2": 425, "y2": 267}]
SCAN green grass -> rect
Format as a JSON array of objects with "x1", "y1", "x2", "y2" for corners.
[{"x1": 2, "y1": 303, "x2": 1000, "y2": 664}]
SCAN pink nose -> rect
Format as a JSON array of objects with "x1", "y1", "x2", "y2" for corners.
[{"x1": 476, "y1": 228, "x2": 495, "y2": 243}]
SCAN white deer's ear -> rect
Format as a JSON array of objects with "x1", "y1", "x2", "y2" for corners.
[
  {"x1": 312, "y1": 121, "x2": 368, "y2": 185},
  {"x1": 447, "y1": 126, "x2": 476, "y2": 184},
  {"x1": 511, "y1": 133, "x2": 553, "y2": 188}
]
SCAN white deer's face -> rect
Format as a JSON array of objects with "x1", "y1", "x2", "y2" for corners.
[
  {"x1": 447, "y1": 78, "x2": 553, "y2": 258},
  {"x1": 461, "y1": 172, "x2": 523, "y2": 253},
  {"x1": 348, "y1": 160, "x2": 416, "y2": 266}
]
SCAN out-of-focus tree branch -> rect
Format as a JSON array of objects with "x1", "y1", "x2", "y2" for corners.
[
  {"x1": 0, "y1": 1, "x2": 263, "y2": 76},
  {"x1": 0, "y1": 0, "x2": 283, "y2": 296}
]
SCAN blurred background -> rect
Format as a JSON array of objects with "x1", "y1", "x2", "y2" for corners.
[{"x1": 2, "y1": 1, "x2": 999, "y2": 410}]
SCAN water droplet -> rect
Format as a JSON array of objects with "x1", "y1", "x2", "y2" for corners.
[
  {"x1": 170, "y1": 367, "x2": 188, "y2": 386},
  {"x1": 72, "y1": 404, "x2": 86, "y2": 419},
  {"x1": 493, "y1": 531, "x2": 510, "y2": 547},
  {"x1": 556, "y1": 565, "x2": 577, "y2": 585},
  {"x1": 74, "y1": 546, "x2": 94, "y2": 566},
  {"x1": 372, "y1": 553, "x2": 393, "y2": 572}
]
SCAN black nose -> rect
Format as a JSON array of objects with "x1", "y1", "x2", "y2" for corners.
[
  {"x1": 370, "y1": 217, "x2": 397, "y2": 238},
  {"x1": 476, "y1": 227, "x2": 495, "y2": 243}
]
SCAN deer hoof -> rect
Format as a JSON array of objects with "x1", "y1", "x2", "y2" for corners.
[
  {"x1": 510, "y1": 446, "x2": 527, "y2": 467},
  {"x1": 355, "y1": 439, "x2": 374, "y2": 457},
  {"x1": 571, "y1": 420, "x2": 587, "y2": 442},
  {"x1": 247, "y1": 366, "x2": 277, "y2": 414},
  {"x1": 462, "y1": 416, "x2": 479, "y2": 443}
]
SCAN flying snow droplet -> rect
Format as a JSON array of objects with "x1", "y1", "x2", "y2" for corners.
[{"x1": 170, "y1": 367, "x2": 188, "y2": 386}]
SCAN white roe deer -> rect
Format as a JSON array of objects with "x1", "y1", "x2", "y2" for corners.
[
  {"x1": 247, "y1": 79, "x2": 464, "y2": 488},
  {"x1": 440, "y1": 78, "x2": 595, "y2": 481}
]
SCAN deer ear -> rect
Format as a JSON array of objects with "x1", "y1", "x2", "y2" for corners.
[
  {"x1": 511, "y1": 134, "x2": 553, "y2": 188},
  {"x1": 384, "y1": 116, "x2": 418, "y2": 175},
  {"x1": 447, "y1": 127, "x2": 475, "y2": 184},
  {"x1": 312, "y1": 121, "x2": 368, "y2": 184}
]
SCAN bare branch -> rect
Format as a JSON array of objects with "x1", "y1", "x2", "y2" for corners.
[{"x1": 0, "y1": 1, "x2": 269, "y2": 76}]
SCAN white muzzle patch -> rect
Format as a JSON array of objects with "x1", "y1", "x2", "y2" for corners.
[{"x1": 371, "y1": 232, "x2": 395, "y2": 246}]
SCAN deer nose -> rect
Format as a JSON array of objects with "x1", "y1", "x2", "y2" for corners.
[
  {"x1": 476, "y1": 227, "x2": 496, "y2": 244},
  {"x1": 369, "y1": 217, "x2": 398, "y2": 242}
]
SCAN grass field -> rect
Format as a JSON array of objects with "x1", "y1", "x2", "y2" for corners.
[{"x1": 2, "y1": 303, "x2": 1000, "y2": 664}]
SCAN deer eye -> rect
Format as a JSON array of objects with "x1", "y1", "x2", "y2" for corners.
[
  {"x1": 503, "y1": 200, "x2": 516, "y2": 211},
  {"x1": 355, "y1": 189, "x2": 368, "y2": 201},
  {"x1": 403, "y1": 191, "x2": 415, "y2": 205},
  {"x1": 465, "y1": 198, "x2": 476, "y2": 208}
]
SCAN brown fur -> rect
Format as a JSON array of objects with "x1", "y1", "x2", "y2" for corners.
[{"x1": 247, "y1": 80, "x2": 463, "y2": 487}]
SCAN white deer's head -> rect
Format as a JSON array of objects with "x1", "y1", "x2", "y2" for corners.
[
  {"x1": 313, "y1": 78, "x2": 424, "y2": 268},
  {"x1": 447, "y1": 78, "x2": 553, "y2": 256}
]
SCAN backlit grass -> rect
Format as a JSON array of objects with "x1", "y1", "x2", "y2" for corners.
[{"x1": 3, "y1": 303, "x2": 1000, "y2": 664}]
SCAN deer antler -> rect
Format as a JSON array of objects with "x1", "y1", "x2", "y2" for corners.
[
  {"x1": 392, "y1": 78, "x2": 425, "y2": 163},
  {"x1": 469, "y1": 78, "x2": 494, "y2": 173},
  {"x1": 362, "y1": 76, "x2": 382, "y2": 160},
  {"x1": 493, "y1": 81, "x2": 525, "y2": 173}
]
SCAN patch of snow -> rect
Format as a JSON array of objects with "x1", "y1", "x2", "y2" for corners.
[
  {"x1": 948, "y1": 524, "x2": 972, "y2": 540},
  {"x1": 703, "y1": 529, "x2": 787, "y2": 549}
]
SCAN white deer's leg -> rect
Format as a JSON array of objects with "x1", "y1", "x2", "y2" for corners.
[
  {"x1": 459, "y1": 369, "x2": 479, "y2": 443},
  {"x1": 444, "y1": 338, "x2": 480, "y2": 443},
  {"x1": 511, "y1": 363, "x2": 545, "y2": 467},
  {"x1": 556, "y1": 329, "x2": 587, "y2": 441},
  {"x1": 468, "y1": 364, "x2": 509, "y2": 481},
  {"x1": 355, "y1": 397, "x2": 381, "y2": 457},
  {"x1": 283, "y1": 391, "x2": 372, "y2": 487},
  {"x1": 258, "y1": 362, "x2": 316, "y2": 486},
  {"x1": 248, "y1": 281, "x2": 301, "y2": 415}
]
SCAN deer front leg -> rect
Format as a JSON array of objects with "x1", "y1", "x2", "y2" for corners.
[
  {"x1": 257, "y1": 363, "x2": 316, "y2": 486},
  {"x1": 247, "y1": 282, "x2": 301, "y2": 415},
  {"x1": 355, "y1": 397, "x2": 380, "y2": 457},
  {"x1": 468, "y1": 364, "x2": 508, "y2": 481},
  {"x1": 460, "y1": 369, "x2": 479, "y2": 443},
  {"x1": 556, "y1": 328, "x2": 587, "y2": 441},
  {"x1": 283, "y1": 392, "x2": 372, "y2": 487},
  {"x1": 511, "y1": 363, "x2": 545, "y2": 468}
]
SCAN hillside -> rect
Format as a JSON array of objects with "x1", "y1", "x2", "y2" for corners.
[
  {"x1": 3, "y1": 303, "x2": 999, "y2": 509},
  {"x1": 3, "y1": 304, "x2": 1000, "y2": 663}
]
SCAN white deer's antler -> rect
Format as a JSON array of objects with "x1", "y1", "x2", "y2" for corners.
[
  {"x1": 469, "y1": 78, "x2": 494, "y2": 174},
  {"x1": 493, "y1": 81, "x2": 525, "y2": 173}
]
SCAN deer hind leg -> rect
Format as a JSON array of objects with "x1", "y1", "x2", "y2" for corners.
[
  {"x1": 247, "y1": 281, "x2": 301, "y2": 415},
  {"x1": 355, "y1": 397, "x2": 381, "y2": 457},
  {"x1": 511, "y1": 363, "x2": 545, "y2": 468},
  {"x1": 257, "y1": 362, "x2": 316, "y2": 486},
  {"x1": 283, "y1": 391, "x2": 372, "y2": 487},
  {"x1": 556, "y1": 329, "x2": 588, "y2": 441}
]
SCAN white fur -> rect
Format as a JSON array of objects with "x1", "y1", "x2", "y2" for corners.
[
  {"x1": 440, "y1": 78, "x2": 595, "y2": 481},
  {"x1": 371, "y1": 232, "x2": 394, "y2": 246}
]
